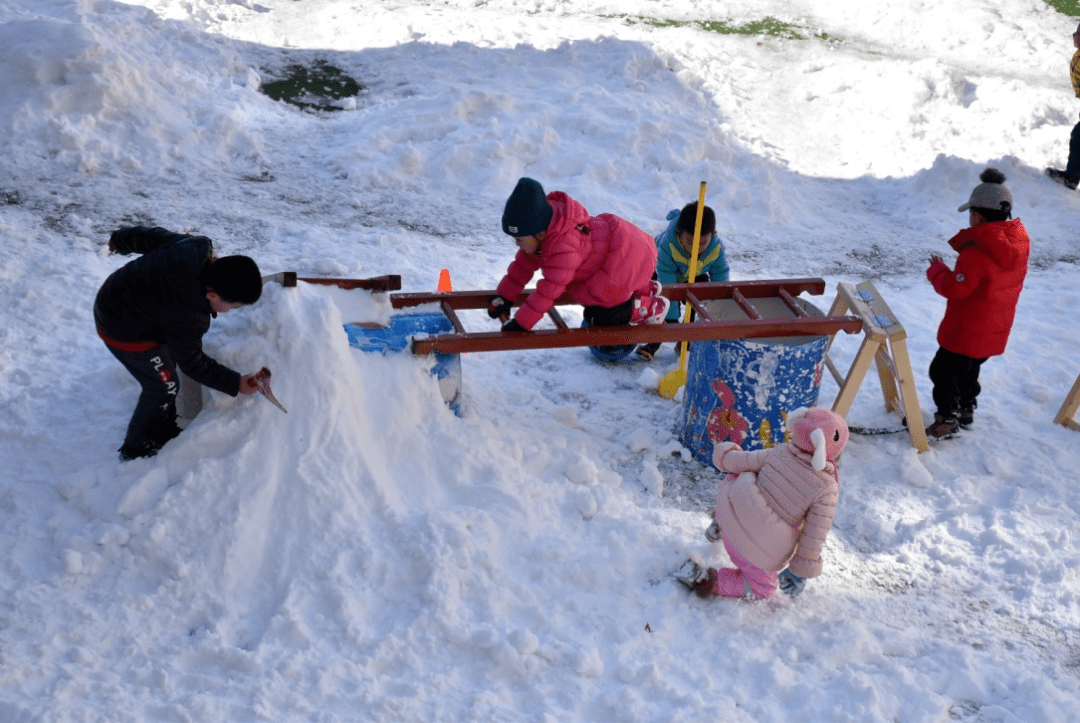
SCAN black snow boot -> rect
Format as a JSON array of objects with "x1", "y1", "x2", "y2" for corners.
[
  {"x1": 1045, "y1": 168, "x2": 1078, "y2": 190},
  {"x1": 926, "y1": 413, "x2": 959, "y2": 440}
]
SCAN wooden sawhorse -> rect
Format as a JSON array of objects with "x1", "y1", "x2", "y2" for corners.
[{"x1": 824, "y1": 281, "x2": 928, "y2": 452}]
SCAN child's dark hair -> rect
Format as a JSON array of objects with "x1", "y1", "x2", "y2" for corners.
[
  {"x1": 676, "y1": 202, "x2": 716, "y2": 237},
  {"x1": 205, "y1": 255, "x2": 263, "y2": 304},
  {"x1": 971, "y1": 206, "x2": 1011, "y2": 222}
]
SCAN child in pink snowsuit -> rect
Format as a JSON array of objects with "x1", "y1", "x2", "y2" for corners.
[
  {"x1": 679, "y1": 407, "x2": 848, "y2": 600},
  {"x1": 487, "y1": 178, "x2": 669, "y2": 332}
]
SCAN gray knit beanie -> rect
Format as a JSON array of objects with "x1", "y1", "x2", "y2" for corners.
[
  {"x1": 957, "y1": 167, "x2": 1012, "y2": 216},
  {"x1": 502, "y1": 178, "x2": 553, "y2": 237}
]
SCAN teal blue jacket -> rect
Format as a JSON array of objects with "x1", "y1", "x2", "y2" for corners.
[{"x1": 654, "y1": 209, "x2": 730, "y2": 321}]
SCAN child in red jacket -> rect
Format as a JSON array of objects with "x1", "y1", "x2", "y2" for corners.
[
  {"x1": 924, "y1": 168, "x2": 1030, "y2": 438},
  {"x1": 488, "y1": 178, "x2": 669, "y2": 336}
]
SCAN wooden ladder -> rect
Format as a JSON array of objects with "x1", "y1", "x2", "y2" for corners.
[{"x1": 389, "y1": 278, "x2": 863, "y2": 355}]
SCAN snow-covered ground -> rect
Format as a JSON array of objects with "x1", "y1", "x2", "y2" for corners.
[{"x1": 2, "y1": 0, "x2": 1080, "y2": 720}]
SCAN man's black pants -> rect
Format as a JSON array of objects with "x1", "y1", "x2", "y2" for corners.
[{"x1": 106, "y1": 344, "x2": 181, "y2": 456}]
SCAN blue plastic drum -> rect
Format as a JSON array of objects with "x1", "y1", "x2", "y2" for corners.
[
  {"x1": 344, "y1": 312, "x2": 462, "y2": 416},
  {"x1": 679, "y1": 296, "x2": 828, "y2": 463}
]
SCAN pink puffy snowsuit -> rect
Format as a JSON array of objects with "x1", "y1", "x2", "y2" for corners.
[
  {"x1": 495, "y1": 191, "x2": 658, "y2": 331},
  {"x1": 709, "y1": 408, "x2": 848, "y2": 599}
]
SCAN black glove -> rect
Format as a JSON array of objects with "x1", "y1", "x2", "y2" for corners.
[
  {"x1": 487, "y1": 296, "x2": 513, "y2": 320},
  {"x1": 501, "y1": 318, "x2": 525, "y2": 332}
]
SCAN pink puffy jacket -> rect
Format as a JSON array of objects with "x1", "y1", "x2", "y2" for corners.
[
  {"x1": 712, "y1": 408, "x2": 847, "y2": 579},
  {"x1": 496, "y1": 192, "x2": 657, "y2": 331}
]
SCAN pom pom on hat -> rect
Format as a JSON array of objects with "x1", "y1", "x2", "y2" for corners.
[
  {"x1": 502, "y1": 178, "x2": 553, "y2": 237},
  {"x1": 957, "y1": 167, "x2": 1012, "y2": 216}
]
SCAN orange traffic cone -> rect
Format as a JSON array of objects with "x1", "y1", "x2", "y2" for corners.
[{"x1": 438, "y1": 268, "x2": 452, "y2": 293}]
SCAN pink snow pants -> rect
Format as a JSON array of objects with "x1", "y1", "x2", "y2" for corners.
[{"x1": 713, "y1": 474, "x2": 778, "y2": 600}]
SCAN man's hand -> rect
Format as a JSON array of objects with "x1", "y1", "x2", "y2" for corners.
[
  {"x1": 239, "y1": 373, "x2": 259, "y2": 395},
  {"x1": 929, "y1": 253, "x2": 944, "y2": 266}
]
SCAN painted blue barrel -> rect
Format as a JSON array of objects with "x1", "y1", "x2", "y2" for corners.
[
  {"x1": 680, "y1": 296, "x2": 828, "y2": 463},
  {"x1": 344, "y1": 312, "x2": 462, "y2": 416}
]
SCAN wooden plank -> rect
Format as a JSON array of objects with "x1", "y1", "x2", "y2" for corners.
[
  {"x1": 890, "y1": 336, "x2": 929, "y2": 452},
  {"x1": 262, "y1": 272, "x2": 402, "y2": 292},
  {"x1": 261, "y1": 271, "x2": 297, "y2": 287},
  {"x1": 297, "y1": 275, "x2": 402, "y2": 292},
  {"x1": 390, "y1": 278, "x2": 829, "y2": 311},
  {"x1": 409, "y1": 316, "x2": 863, "y2": 355},
  {"x1": 1054, "y1": 372, "x2": 1080, "y2": 429}
]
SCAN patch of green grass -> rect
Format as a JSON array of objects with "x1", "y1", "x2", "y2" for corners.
[
  {"x1": 604, "y1": 14, "x2": 838, "y2": 43},
  {"x1": 259, "y1": 60, "x2": 361, "y2": 112},
  {"x1": 1046, "y1": 1, "x2": 1080, "y2": 17}
]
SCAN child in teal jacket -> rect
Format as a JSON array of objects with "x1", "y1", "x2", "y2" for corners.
[{"x1": 636, "y1": 203, "x2": 730, "y2": 360}]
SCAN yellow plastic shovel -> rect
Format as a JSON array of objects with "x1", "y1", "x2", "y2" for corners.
[{"x1": 657, "y1": 181, "x2": 707, "y2": 399}]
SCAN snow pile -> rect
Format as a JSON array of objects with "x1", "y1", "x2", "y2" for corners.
[{"x1": 1, "y1": 0, "x2": 1080, "y2": 720}]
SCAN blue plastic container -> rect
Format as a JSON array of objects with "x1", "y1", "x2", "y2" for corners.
[
  {"x1": 344, "y1": 312, "x2": 462, "y2": 416},
  {"x1": 679, "y1": 296, "x2": 828, "y2": 463}
]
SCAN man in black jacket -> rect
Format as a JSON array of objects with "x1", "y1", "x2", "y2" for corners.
[{"x1": 94, "y1": 226, "x2": 263, "y2": 460}]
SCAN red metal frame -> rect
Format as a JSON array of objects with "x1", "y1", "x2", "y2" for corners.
[
  {"x1": 263, "y1": 271, "x2": 402, "y2": 292},
  {"x1": 390, "y1": 279, "x2": 863, "y2": 355}
]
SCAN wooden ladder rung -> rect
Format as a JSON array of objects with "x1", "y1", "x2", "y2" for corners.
[
  {"x1": 440, "y1": 300, "x2": 466, "y2": 334},
  {"x1": 779, "y1": 288, "x2": 808, "y2": 317},
  {"x1": 685, "y1": 291, "x2": 712, "y2": 321},
  {"x1": 547, "y1": 307, "x2": 569, "y2": 330},
  {"x1": 731, "y1": 289, "x2": 761, "y2": 320},
  {"x1": 824, "y1": 355, "x2": 845, "y2": 385}
]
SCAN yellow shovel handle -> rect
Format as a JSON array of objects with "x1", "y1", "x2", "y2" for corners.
[{"x1": 682, "y1": 181, "x2": 707, "y2": 324}]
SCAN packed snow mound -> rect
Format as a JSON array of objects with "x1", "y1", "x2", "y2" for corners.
[{"x1": 0, "y1": 1, "x2": 265, "y2": 174}]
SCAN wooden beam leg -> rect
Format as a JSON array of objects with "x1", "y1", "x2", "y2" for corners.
[
  {"x1": 873, "y1": 346, "x2": 901, "y2": 414},
  {"x1": 824, "y1": 295, "x2": 851, "y2": 356},
  {"x1": 888, "y1": 337, "x2": 928, "y2": 452},
  {"x1": 831, "y1": 335, "x2": 882, "y2": 418},
  {"x1": 1054, "y1": 373, "x2": 1080, "y2": 430}
]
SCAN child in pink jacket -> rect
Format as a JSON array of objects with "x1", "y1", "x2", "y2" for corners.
[
  {"x1": 487, "y1": 178, "x2": 669, "y2": 332},
  {"x1": 676, "y1": 407, "x2": 849, "y2": 600}
]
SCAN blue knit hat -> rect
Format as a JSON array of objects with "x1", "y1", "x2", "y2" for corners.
[{"x1": 502, "y1": 178, "x2": 553, "y2": 237}]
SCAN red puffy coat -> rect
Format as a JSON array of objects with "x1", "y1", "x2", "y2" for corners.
[
  {"x1": 496, "y1": 192, "x2": 657, "y2": 331},
  {"x1": 926, "y1": 218, "x2": 1029, "y2": 359}
]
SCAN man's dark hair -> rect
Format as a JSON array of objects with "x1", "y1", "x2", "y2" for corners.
[
  {"x1": 676, "y1": 202, "x2": 716, "y2": 237},
  {"x1": 205, "y1": 255, "x2": 263, "y2": 304}
]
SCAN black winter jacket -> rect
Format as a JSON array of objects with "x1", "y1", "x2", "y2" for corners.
[{"x1": 94, "y1": 226, "x2": 241, "y2": 396}]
